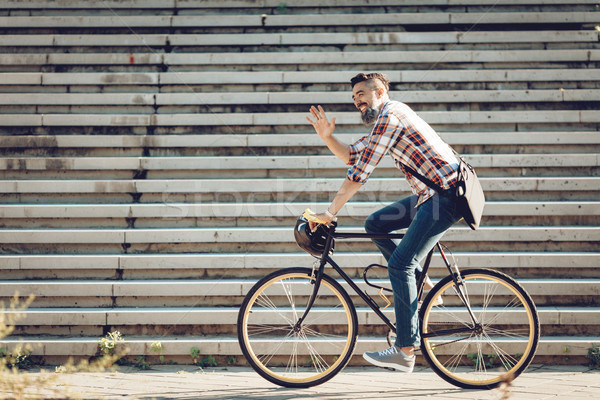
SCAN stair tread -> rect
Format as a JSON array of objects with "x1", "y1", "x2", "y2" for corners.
[
  {"x1": 0, "y1": 251, "x2": 597, "y2": 270},
  {"x1": 0, "y1": 335, "x2": 596, "y2": 357}
]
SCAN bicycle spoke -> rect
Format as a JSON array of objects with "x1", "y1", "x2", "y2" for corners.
[
  {"x1": 300, "y1": 329, "x2": 330, "y2": 373},
  {"x1": 258, "y1": 330, "x2": 295, "y2": 366},
  {"x1": 483, "y1": 332, "x2": 519, "y2": 369},
  {"x1": 301, "y1": 303, "x2": 346, "y2": 326},
  {"x1": 479, "y1": 281, "x2": 501, "y2": 325},
  {"x1": 482, "y1": 297, "x2": 526, "y2": 327},
  {"x1": 239, "y1": 269, "x2": 357, "y2": 387},
  {"x1": 444, "y1": 338, "x2": 473, "y2": 371},
  {"x1": 280, "y1": 280, "x2": 300, "y2": 322},
  {"x1": 476, "y1": 338, "x2": 489, "y2": 377},
  {"x1": 255, "y1": 293, "x2": 295, "y2": 326},
  {"x1": 428, "y1": 303, "x2": 474, "y2": 330},
  {"x1": 247, "y1": 324, "x2": 292, "y2": 336},
  {"x1": 482, "y1": 331, "x2": 519, "y2": 370},
  {"x1": 460, "y1": 276, "x2": 471, "y2": 310},
  {"x1": 285, "y1": 337, "x2": 299, "y2": 376},
  {"x1": 420, "y1": 270, "x2": 539, "y2": 389},
  {"x1": 302, "y1": 326, "x2": 349, "y2": 340},
  {"x1": 484, "y1": 326, "x2": 530, "y2": 339}
]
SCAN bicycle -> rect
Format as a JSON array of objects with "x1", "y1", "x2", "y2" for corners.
[{"x1": 237, "y1": 210, "x2": 540, "y2": 389}]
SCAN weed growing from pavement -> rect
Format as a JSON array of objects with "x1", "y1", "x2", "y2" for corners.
[
  {"x1": 225, "y1": 355, "x2": 237, "y2": 366},
  {"x1": 131, "y1": 341, "x2": 168, "y2": 370},
  {"x1": 0, "y1": 295, "x2": 126, "y2": 400},
  {"x1": 150, "y1": 341, "x2": 165, "y2": 364},
  {"x1": 98, "y1": 331, "x2": 126, "y2": 361},
  {"x1": 587, "y1": 344, "x2": 600, "y2": 368},
  {"x1": 190, "y1": 346, "x2": 201, "y2": 365},
  {"x1": 190, "y1": 347, "x2": 219, "y2": 369},
  {"x1": 0, "y1": 348, "x2": 35, "y2": 370}
]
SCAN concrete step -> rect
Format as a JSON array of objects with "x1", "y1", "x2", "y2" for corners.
[
  {"x1": 0, "y1": 226, "x2": 593, "y2": 256},
  {"x1": 0, "y1": 226, "x2": 597, "y2": 245},
  {"x1": 0, "y1": 249, "x2": 600, "y2": 282},
  {"x1": 1, "y1": 279, "x2": 598, "y2": 306},
  {"x1": 2, "y1": 132, "x2": 599, "y2": 150},
  {"x1": 1, "y1": 154, "x2": 597, "y2": 172},
  {"x1": 0, "y1": 13, "x2": 595, "y2": 30},
  {"x1": 3, "y1": 0, "x2": 599, "y2": 9},
  {"x1": 0, "y1": 110, "x2": 597, "y2": 127},
  {"x1": 165, "y1": 49, "x2": 600, "y2": 66},
  {"x1": 0, "y1": 89, "x2": 597, "y2": 106},
  {"x1": 158, "y1": 68, "x2": 600, "y2": 86},
  {"x1": 1, "y1": 49, "x2": 597, "y2": 67},
  {"x1": 3, "y1": 305, "x2": 599, "y2": 328},
  {"x1": 2, "y1": 31, "x2": 597, "y2": 48},
  {"x1": 0, "y1": 335, "x2": 596, "y2": 363},
  {"x1": 2, "y1": 69, "x2": 596, "y2": 87},
  {"x1": 0, "y1": 201, "x2": 598, "y2": 220},
  {"x1": 1, "y1": 252, "x2": 596, "y2": 275},
  {"x1": 0, "y1": 0, "x2": 172, "y2": 9},
  {"x1": 1, "y1": 177, "x2": 597, "y2": 199},
  {"x1": 3, "y1": 0, "x2": 598, "y2": 11}
]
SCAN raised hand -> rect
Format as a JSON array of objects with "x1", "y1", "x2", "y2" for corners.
[{"x1": 306, "y1": 105, "x2": 336, "y2": 140}]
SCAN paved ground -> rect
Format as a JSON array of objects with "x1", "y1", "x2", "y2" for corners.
[{"x1": 13, "y1": 364, "x2": 600, "y2": 400}]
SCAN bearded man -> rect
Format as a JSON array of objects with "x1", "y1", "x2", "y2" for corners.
[{"x1": 305, "y1": 72, "x2": 463, "y2": 372}]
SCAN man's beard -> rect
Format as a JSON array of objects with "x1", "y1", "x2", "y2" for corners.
[{"x1": 360, "y1": 106, "x2": 379, "y2": 125}]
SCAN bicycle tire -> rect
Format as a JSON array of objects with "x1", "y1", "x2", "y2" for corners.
[
  {"x1": 419, "y1": 268, "x2": 540, "y2": 390},
  {"x1": 237, "y1": 267, "x2": 358, "y2": 388}
]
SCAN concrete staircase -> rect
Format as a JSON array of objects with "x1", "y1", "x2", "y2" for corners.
[{"x1": 0, "y1": 0, "x2": 599, "y2": 366}]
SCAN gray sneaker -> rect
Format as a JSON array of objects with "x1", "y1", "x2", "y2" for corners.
[{"x1": 362, "y1": 345, "x2": 415, "y2": 372}]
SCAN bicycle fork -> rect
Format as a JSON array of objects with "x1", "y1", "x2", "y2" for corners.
[{"x1": 293, "y1": 224, "x2": 336, "y2": 332}]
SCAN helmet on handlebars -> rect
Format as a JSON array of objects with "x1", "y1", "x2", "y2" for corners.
[{"x1": 294, "y1": 216, "x2": 333, "y2": 257}]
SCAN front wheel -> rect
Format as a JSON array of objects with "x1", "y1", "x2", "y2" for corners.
[
  {"x1": 419, "y1": 268, "x2": 540, "y2": 389},
  {"x1": 237, "y1": 267, "x2": 358, "y2": 388}
]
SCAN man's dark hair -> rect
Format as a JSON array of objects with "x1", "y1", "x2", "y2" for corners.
[{"x1": 350, "y1": 72, "x2": 390, "y2": 92}]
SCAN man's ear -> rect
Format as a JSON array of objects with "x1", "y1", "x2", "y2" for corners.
[{"x1": 377, "y1": 87, "x2": 385, "y2": 98}]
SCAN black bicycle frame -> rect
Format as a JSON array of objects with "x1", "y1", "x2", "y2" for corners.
[{"x1": 296, "y1": 222, "x2": 478, "y2": 338}]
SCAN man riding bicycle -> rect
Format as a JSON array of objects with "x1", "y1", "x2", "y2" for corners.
[{"x1": 305, "y1": 72, "x2": 464, "y2": 372}]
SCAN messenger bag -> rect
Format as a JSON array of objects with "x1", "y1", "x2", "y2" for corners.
[{"x1": 402, "y1": 155, "x2": 485, "y2": 230}]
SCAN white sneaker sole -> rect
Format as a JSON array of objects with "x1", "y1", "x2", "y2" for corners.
[{"x1": 362, "y1": 353, "x2": 414, "y2": 373}]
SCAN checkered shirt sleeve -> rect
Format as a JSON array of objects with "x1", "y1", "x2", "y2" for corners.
[{"x1": 347, "y1": 111, "x2": 401, "y2": 184}]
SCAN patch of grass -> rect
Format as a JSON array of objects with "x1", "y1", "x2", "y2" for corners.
[
  {"x1": 150, "y1": 341, "x2": 165, "y2": 365},
  {"x1": 563, "y1": 345, "x2": 570, "y2": 362},
  {"x1": 225, "y1": 355, "x2": 237, "y2": 366},
  {"x1": 190, "y1": 347, "x2": 201, "y2": 366},
  {"x1": 133, "y1": 355, "x2": 152, "y2": 370},
  {"x1": 200, "y1": 355, "x2": 218, "y2": 368},
  {"x1": 189, "y1": 348, "x2": 218, "y2": 368},
  {"x1": 0, "y1": 348, "x2": 36, "y2": 370},
  {"x1": 587, "y1": 344, "x2": 600, "y2": 367}
]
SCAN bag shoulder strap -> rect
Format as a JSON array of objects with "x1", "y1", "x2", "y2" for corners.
[
  {"x1": 401, "y1": 149, "x2": 466, "y2": 195},
  {"x1": 401, "y1": 163, "x2": 446, "y2": 194}
]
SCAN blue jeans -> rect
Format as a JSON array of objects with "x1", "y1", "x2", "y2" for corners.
[{"x1": 364, "y1": 194, "x2": 462, "y2": 348}]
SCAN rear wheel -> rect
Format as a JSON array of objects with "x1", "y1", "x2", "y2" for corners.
[
  {"x1": 419, "y1": 268, "x2": 540, "y2": 389},
  {"x1": 238, "y1": 267, "x2": 358, "y2": 388}
]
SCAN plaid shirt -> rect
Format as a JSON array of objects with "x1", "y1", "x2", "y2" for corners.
[{"x1": 347, "y1": 101, "x2": 459, "y2": 206}]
